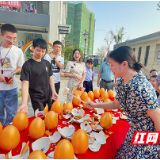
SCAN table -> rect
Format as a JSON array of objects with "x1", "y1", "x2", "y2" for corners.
[{"x1": 0, "y1": 103, "x2": 130, "y2": 159}]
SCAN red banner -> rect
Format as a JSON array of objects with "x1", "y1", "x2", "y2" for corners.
[{"x1": 0, "y1": 1, "x2": 21, "y2": 8}]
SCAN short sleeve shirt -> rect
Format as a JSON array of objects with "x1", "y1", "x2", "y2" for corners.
[
  {"x1": 65, "y1": 61, "x2": 86, "y2": 75},
  {"x1": 99, "y1": 61, "x2": 115, "y2": 81},
  {"x1": 0, "y1": 45, "x2": 24, "y2": 90},
  {"x1": 43, "y1": 54, "x2": 64, "y2": 83},
  {"x1": 20, "y1": 59, "x2": 52, "y2": 100},
  {"x1": 85, "y1": 67, "x2": 94, "y2": 81},
  {"x1": 115, "y1": 73, "x2": 159, "y2": 130}
]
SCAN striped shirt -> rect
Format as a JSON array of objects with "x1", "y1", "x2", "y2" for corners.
[{"x1": 85, "y1": 67, "x2": 94, "y2": 82}]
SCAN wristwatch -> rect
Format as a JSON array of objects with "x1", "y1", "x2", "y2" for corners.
[
  {"x1": 12, "y1": 72, "x2": 16, "y2": 75},
  {"x1": 53, "y1": 57, "x2": 56, "y2": 60}
]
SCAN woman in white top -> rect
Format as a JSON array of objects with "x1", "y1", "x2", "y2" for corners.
[{"x1": 65, "y1": 49, "x2": 86, "y2": 102}]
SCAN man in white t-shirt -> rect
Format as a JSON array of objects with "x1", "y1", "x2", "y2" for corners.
[
  {"x1": 43, "y1": 40, "x2": 64, "y2": 109},
  {"x1": 0, "y1": 24, "x2": 24, "y2": 126}
]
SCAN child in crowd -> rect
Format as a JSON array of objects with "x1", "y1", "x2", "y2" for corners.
[
  {"x1": 149, "y1": 75, "x2": 159, "y2": 98},
  {"x1": 83, "y1": 59, "x2": 94, "y2": 93},
  {"x1": 148, "y1": 69, "x2": 157, "y2": 80},
  {"x1": 86, "y1": 46, "x2": 160, "y2": 158},
  {"x1": 18, "y1": 38, "x2": 58, "y2": 114}
]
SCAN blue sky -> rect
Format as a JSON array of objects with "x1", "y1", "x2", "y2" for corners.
[{"x1": 84, "y1": 1, "x2": 160, "y2": 54}]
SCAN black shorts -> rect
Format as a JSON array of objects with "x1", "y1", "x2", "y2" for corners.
[
  {"x1": 30, "y1": 90, "x2": 51, "y2": 112},
  {"x1": 31, "y1": 98, "x2": 49, "y2": 112},
  {"x1": 83, "y1": 81, "x2": 93, "y2": 93}
]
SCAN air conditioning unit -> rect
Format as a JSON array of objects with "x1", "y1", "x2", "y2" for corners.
[{"x1": 58, "y1": 25, "x2": 71, "y2": 34}]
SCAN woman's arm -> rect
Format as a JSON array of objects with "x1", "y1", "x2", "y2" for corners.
[
  {"x1": 85, "y1": 99, "x2": 120, "y2": 110},
  {"x1": 78, "y1": 72, "x2": 86, "y2": 89},
  {"x1": 64, "y1": 72, "x2": 82, "y2": 81},
  {"x1": 81, "y1": 71, "x2": 86, "y2": 83},
  {"x1": 146, "y1": 108, "x2": 160, "y2": 131}
]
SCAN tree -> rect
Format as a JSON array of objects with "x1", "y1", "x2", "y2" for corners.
[
  {"x1": 95, "y1": 45, "x2": 108, "y2": 63},
  {"x1": 61, "y1": 44, "x2": 65, "y2": 57},
  {"x1": 110, "y1": 27, "x2": 126, "y2": 44},
  {"x1": 104, "y1": 31, "x2": 115, "y2": 52}
]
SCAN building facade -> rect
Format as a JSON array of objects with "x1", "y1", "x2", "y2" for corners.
[
  {"x1": 0, "y1": 1, "x2": 67, "y2": 53},
  {"x1": 114, "y1": 31, "x2": 160, "y2": 76},
  {"x1": 66, "y1": 2, "x2": 95, "y2": 55}
]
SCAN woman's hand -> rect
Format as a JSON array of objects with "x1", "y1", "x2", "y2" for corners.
[
  {"x1": 85, "y1": 101, "x2": 96, "y2": 109},
  {"x1": 76, "y1": 75, "x2": 82, "y2": 81},
  {"x1": 78, "y1": 82, "x2": 83, "y2": 90}
]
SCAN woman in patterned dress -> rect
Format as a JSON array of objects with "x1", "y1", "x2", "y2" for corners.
[
  {"x1": 64, "y1": 49, "x2": 86, "y2": 102},
  {"x1": 86, "y1": 46, "x2": 160, "y2": 158}
]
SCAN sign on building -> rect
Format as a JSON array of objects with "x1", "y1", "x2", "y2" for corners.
[{"x1": 0, "y1": 1, "x2": 21, "y2": 8}]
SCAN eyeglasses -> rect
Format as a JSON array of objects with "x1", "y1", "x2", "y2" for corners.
[
  {"x1": 4, "y1": 36, "x2": 17, "y2": 42},
  {"x1": 53, "y1": 46, "x2": 62, "y2": 49}
]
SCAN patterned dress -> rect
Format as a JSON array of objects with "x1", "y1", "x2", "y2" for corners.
[
  {"x1": 65, "y1": 61, "x2": 86, "y2": 102},
  {"x1": 115, "y1": 73, "x2": 159, "y2": 159},
  {"x1": 156, "y1": 74, "x2": 160, "y2": 106}
]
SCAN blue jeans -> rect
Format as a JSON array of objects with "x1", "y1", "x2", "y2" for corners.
[{"x1": 0, "y1": 88, "x2": 18, "y2": 126}]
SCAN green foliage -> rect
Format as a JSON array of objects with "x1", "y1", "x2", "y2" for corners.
[
  {"x1": 61, "y1": 44, "x2": 65, "y2": 57},
  {"x1": 111, "y1": 27, "x2": 126, "y2": 44},
  {"x1": 93, "y1": 64, "x2": 100, "y2": 70}
]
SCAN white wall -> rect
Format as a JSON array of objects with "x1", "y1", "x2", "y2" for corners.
[{"x1": 48, "y1": 1, "x2": 67, "y2": 44}]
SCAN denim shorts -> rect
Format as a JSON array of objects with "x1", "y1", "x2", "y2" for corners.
[{"x1": 0, "y1": 88, "x2": 18, "y2": 126}]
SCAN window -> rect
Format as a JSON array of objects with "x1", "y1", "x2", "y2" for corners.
[
  {"x1": 144, "y1": 46, "x2": 150, "y2": 66},
  {"x1": 133, "y1": 48, "x2": 135, "y2": 52},
  {"x1": 137, "y1": 47, "x2": 142, "y2": 61}
]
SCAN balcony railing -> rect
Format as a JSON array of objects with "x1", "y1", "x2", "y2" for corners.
[{"x1": 0, "y1": 1, "x2": 49, "y2": 15}]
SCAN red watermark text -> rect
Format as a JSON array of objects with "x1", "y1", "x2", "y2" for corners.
[{"x1": 131, "y1": 132, "x2": 160, "y2": 145}]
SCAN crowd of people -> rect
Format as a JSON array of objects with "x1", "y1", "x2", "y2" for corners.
[
  {"x1": 0, "y1": 23, "x2": 160, "y2": 158},
  {"x1": 25, "y1": 1, "x2": 37, "y2": 13},
  {"x1": 0, "y1": 1, "x2": 37, "y2": 14},
  {"x1": 0, "y1": 5, "x2": 20, "y2": 12}
]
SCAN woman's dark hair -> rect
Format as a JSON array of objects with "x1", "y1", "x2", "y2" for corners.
[
  {"x1": 72, "y1": 49, "x2": 82, "y2": 62},
  {"x1": 33, "y1": 38, "x2": 48, "y2": 51},
  {"x1": 109, "y1": 46, "x2": 142, "y2": 72}
]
